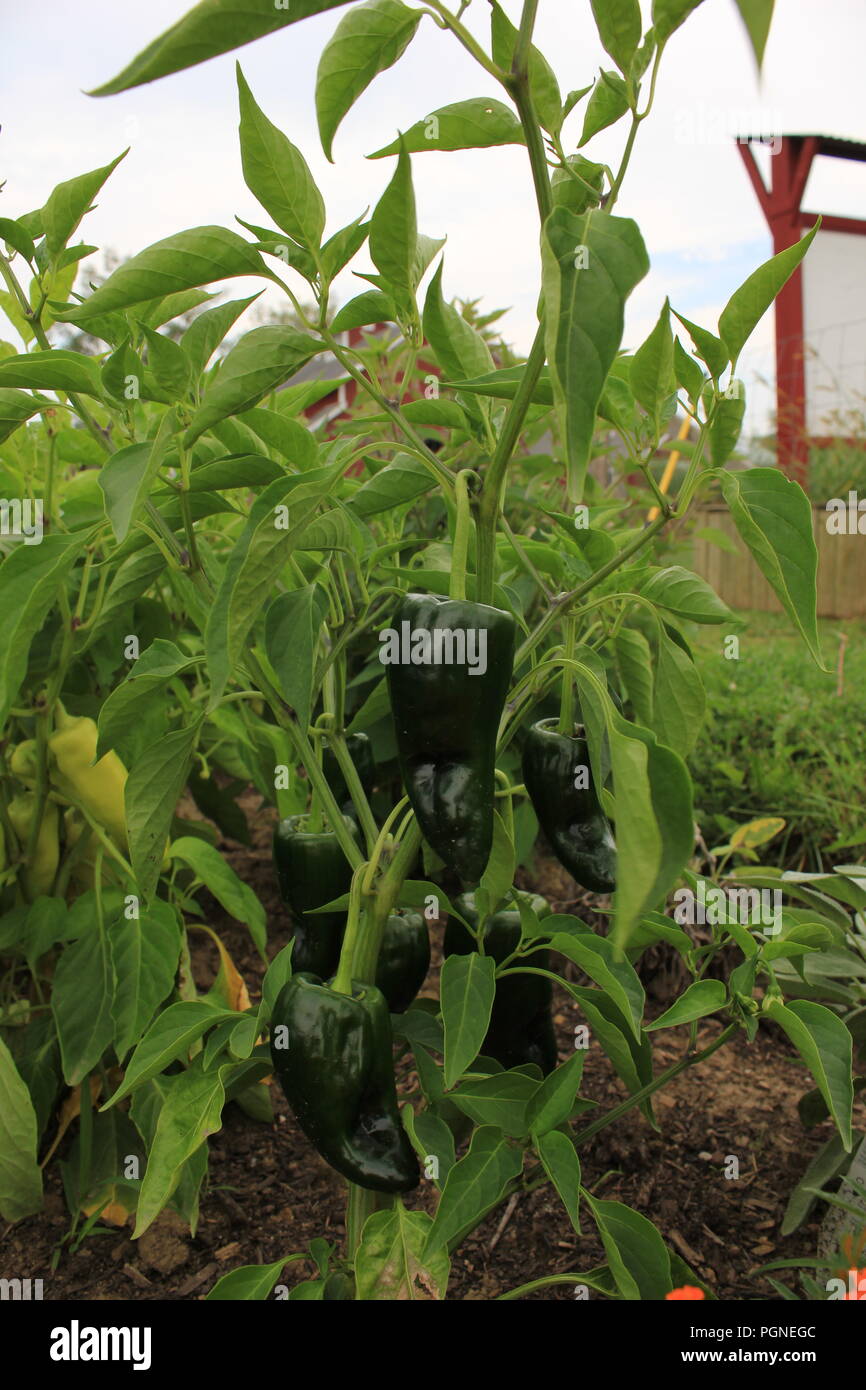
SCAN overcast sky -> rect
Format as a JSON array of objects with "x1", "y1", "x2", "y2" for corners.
[{"x1": 3, "y1": 0, "x2": 866, "y2": 434}]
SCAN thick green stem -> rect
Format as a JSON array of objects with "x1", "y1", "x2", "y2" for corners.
[
  {"x1": 476, "y1": 325, "x2": 547, "y2": 603},
  {"x1": 558, "y1": 621, "x2": 576, "y2": 735},
  {"x1": 450, "y1": 469, "x2": 474, "y2": 600}
]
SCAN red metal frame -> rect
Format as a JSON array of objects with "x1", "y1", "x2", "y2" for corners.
[{"x1": 737, "y1": 134, "x2": 866, "y2": 485}]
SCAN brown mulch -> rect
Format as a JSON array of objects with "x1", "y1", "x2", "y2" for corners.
[{"x1": 1, "y1": 789, "x2": 861, "y2": 1302}]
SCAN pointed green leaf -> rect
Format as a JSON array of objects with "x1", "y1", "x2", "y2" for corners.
[
  {"x1": 719, "y1": 221, "x2": 818, "y2": 367},
  {"x1": 719, "y1": 467, "x2": 822, "y2": 667},
  {"x1": 369, "y1": 98, "x2": 525, "y2": 158},
  {"x1": 237, "y1": 66, "x2": 325, "y2": 250},
  {"x1": 90, "y1": 0, "x2": 357, "y2": 96},
  {"x1": 317, "y1": 0, "x2": 423, "y2": 161},
  {"x1": 53, "y1": 227, "x2": 274, "y2": 323},
  {"x1": 542, "y1": 207, "x2": 649, "y2": 498}
]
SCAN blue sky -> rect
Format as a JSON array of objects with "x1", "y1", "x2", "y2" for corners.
[{"x1": 2, "y1": 0, "x2": 866, "y2": 434}]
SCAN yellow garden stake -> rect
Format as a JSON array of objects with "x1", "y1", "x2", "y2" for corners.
[{"x1": 647, "y1": 414, "x2": 691, "y2": 522}]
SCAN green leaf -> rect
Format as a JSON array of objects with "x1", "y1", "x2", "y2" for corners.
[
  {"x1": 719, "y1": 221, "x2": 818, "y2": 367},
  {"x1": 99, "y1": 410, "x2": 178, "y2": 542},
  {"x1": 651, "y1": 626, "x2": 705, "y2": 756},
  {"x1": 184, "y1": 326, "x2": 321, "y2": 447},
  {"x1": 321, "y1": 213, "x2": 370, "y2": 281},
  {"x1": 106, "y1": 1001, "x2": 240, "y2": 1108},
  {"x1": 423, "y1": 260, "x2": 494, "y2": 426},
  {"x1": 0, "y1": 387, "x2": 54, "y2": 442},
  {"x1": 630, "y1": 299, "x2": 674, "y2": 429},
  {"x1": 180, "y1": 293, "x2": 261, "y2": 375},
  {"x1": 615, "y1": 629, "x2": 654, "y2": 726},
  {"x1": 53, "y1": 227, "x2": 273, "y2": 323},
  {"x1": 544, "y1": 919, "x2": 645, "y2": 1039},
  {"x1": 264, "y1": 586, "x2": 327, "y2": 734},
  {"x1": 673, "y1": 335, "x2": 704, "y2": 401},
  {"x1": 90, "y1": 0, "x2": 357, "y2": 96},
  {"x1": 0, "y1": 1037, "x2": 43, "y2": 1220},
  {"x1": 134, "y1": 1059, "x2": 226, "y2": 1237},
  {"x1": 331, "y1": 290, "x2": 397, "y2": 333},
  {"x1": 708, "y1": 383, "x2": 746, "y2": 466},
  {"x1": 42, "y1": 153, "x2": 127, "y2": 260},
  {"x1": 479, "y1": 809, "x2": 517, "y2": 914},
  {"x1": 570, "y1": 985, "x2": 655, "y2": 1119},
  {"x1": 490, "y1": 4, "x2": 562, "y2": 134},
  {"x1": 356, "y1": 1206, "x2": 450, "y2": 1300},
  {"x1": 205, "y1": 460, "x2": 345, "y2": 703},
  {"x1": 441, "y1": 953, "x2": 496, "y2": 1088},
  {"x1": 536, "y1": 1130, "x2": 581, "y2": 1231},
  {"x1": 645, "y1": 979, "x2": 727, "y2": 1030},
  {"x1": 369, "y1": 99, "x2": 525, "y2": 158},
  {"x1": 110, "y1": 900, "x2": 183, "y2": 1060},
  {"x1": 584, "y1": 1194, "x2": 673, "y2": 1300},
  {"x1": 0, "y1": 534, "x2": 85, "y2": 728},
  {"x1": 449, "y1": 1071, "x2": 540, "y2": 1138},
  {"x1": 237, "y1": 66, "x2": 325, "y2": 250},
  {"x1": 541, "y1": 207, "x2": 649, "y2": 499},
  {"x1": 672, "y1": 309, "x2": 728, "y2": 379},
  {"x1": 590, "y1": 0, "x2": 642, "y2": 75},
  {"x1": 652, "y1": 0, "x2": 705, "y2": 41},
  {"x1": 0, "y1": 217, "x2": 36, "y2": 262},
  {"x1": 0, "y1": 349, "x2": 103, "y2": 397},
  {"x1": 781, "y1": 1133, "x2": 852, "y2": 1236},
  {"x1": 411, "y1": 1111, "x2": 456, "y2": 1186},
  {"x1": 240, "y1": 409, "x2": 316, "y2": 468},
  {"x1": 526, "y1": 1050, "x2": 586, "y2": 1136},
  {"x1": 170, "y1": 836, "x2": 266, "y2": 954},
  {"x1": 719, "y1": 467, "x2": 821, "y2": 667},
  {"x1": 638, "y1": 565, "x2": 731, "y2": 624},
  {"x1": 52, "y1": 923, "x2": 116, "y2": 1085},
  {"x1": 764, "y1": 999, "x2": 853, "y2": 1150},
  {"x1": 126, "y1": 724, "x2": 199, "y2": 901},
  {"x1": 206, "y1": 1256, "x2": 302, "y2": 1300},
  {"x1": 733, "y1": 0, "x2": 775, "y2": 69},
  {"x1": 580, "y1": 71, "x2": 629, "y2": 146},
  {"x1": 575, "y1": 662, "x2": 694, "y2": 952},
  {"x1": 97, "y1": 639, "x2": 196, "y2": 765},
  {"x1": 423, "y1": 1126, "x2": 523, "y2": 1258},
  {"x1": 317, "y1": 0, "x2": 422, "y2": 161},
  {"x1": 347, "y1": 455, "x2": 435, "y2": 517},
  {"x1": 139, "y1": 324, "x2": 192, "y2": 399},
  {"x1": 369, "y1": 141, "x2": 417, "y2": 315}
]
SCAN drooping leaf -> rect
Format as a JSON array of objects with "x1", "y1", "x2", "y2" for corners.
[{"x1": 317, "y1": 0, "x2": 423, "y2": 161}]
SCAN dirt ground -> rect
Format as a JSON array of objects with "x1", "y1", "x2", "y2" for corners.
[{"x1": 2, "y1": 791, "x2": 862, "y2": 1302}]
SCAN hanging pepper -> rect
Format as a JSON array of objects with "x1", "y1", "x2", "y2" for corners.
[
  {"x1": 48, "y1": 704, "x2": 129, "y2": 850},
  {"x1": 8, "y1": 794, "x2": 60, "y2": 899},
  {"x1": 273, "y1": 815, "x2": 359, "y2": 978},
  {"x1": 445, "y1": 892, "x2": 558, "y2": 1074},
  {"x1": 272, "y1": 818, "x2": 429, "y2": 1012},
  {"x1": 522, "y1": 719, "x2": 616, "y2": 893},
  {"x1": 322, "y1": 733, "x2": 376, "y2": 809},
  {"x1": 375, "y1": 909, "x2": 430, "y2": 1013},
  {"x1": 270, "y1": 973, "x2": 420, "y2": 1194},
  {"x1": 384, "y1": 592, "x2": 515, "y2": 884}
]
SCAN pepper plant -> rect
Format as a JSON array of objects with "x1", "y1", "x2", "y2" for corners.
[{"x1": 0, "y1": 0, "x2": 858, "y2": 1302}]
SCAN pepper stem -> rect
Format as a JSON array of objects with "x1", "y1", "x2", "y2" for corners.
[
  {"x1": 557, "y1": 619, "x2": 577, "y2": 735},
  {"x1": 449, "y1": 470, "x2": 474, "y2": 601},
  {"x1": 332, "y1": 865, "x2": 367, "y2": 995}
]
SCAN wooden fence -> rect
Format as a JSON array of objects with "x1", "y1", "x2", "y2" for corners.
[{"x1": 689, "y1": 504, "x2": 866, "y2": 618}]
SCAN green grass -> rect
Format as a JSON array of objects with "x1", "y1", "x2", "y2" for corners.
[{"x1": 688, "y1": 611, "x2": 866, "y2": 868}]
